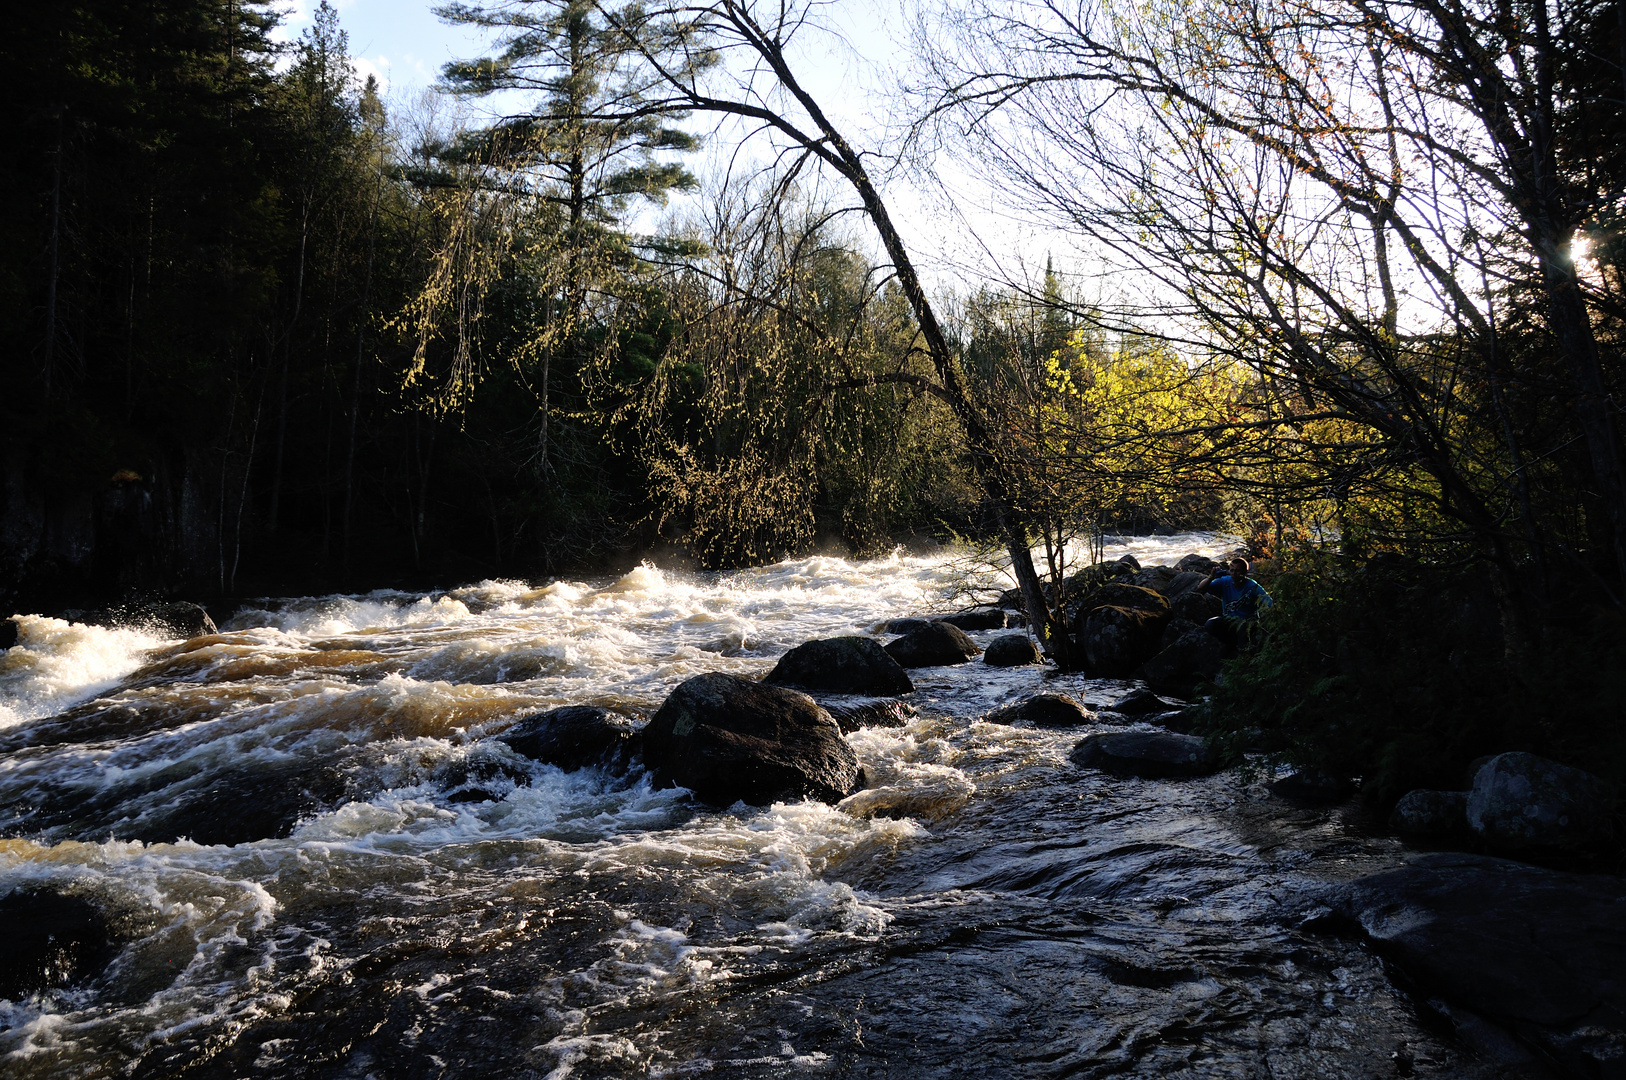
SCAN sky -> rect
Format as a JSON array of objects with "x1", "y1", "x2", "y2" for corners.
[{"x1": 270, "y1": 0, "x2": 1077, "y2": 297}]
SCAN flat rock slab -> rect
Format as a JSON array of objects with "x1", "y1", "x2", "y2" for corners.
[
  {"x1": 884, "y1": 622, "x2": 980, "y2": 668},
  {"x1": 642, "y1": 673, "x2": 859, "y2": 806},
  {"x1": 986, "y1": 694, "x2": 1094, "y2": 727},
  {"x1": 1329, "y1": 853, "x2": 1626, "y2": 1074},
  {"x1": 1069, "y1": 730, "x2": 1219, "y2": 778},
  {"x1": 765, "y1": 636, "x2": 914, "y2": 696},
  {"x1": 497, "y1": 706, "x2": 643, "y2": 773}
]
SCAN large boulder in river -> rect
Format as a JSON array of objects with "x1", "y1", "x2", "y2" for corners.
[
  {"x1": 936, "y1": 607, "x2": 1009, "y2": 631},
  {"x1": 884, "y1": 622, "x2": 980, "y2": 668},
  {"x1": 1466, "y1": 752, "x2": 1614, "y2": 852},
  {"x1": 641, "y1": 673, "x2": 859, "y2": 806},
  {"x1": 983, "y1": 633, "x2": 1041, "y2": 667},
  {"x1": 1070, "y1": 730, "x2": 1220, "y2": 778},
  {"x1": 55, "y1": 600, "x2": 218, "y2": 640},
  {"x1": 986, "y1": 694, "x2": 1094, "y2": 727},
  {"x1": 1176, "y1": 553, "x2": 1217, "y2": 574},
  {"x1": 823, "y1": 698, "x2": 917, "y2": 734},
  {"x1": 765, "y1": 636, "x2": 914, "y2": 696},
  {"x1": 1327, "y1": 853, "x2": 1626, "y2": 1076},
  {"x1": 1160, "y1": 571, "x2": 1208, "y2": 598},
  {"x1": 1170, "y1": 587, "x2": 1220, "y2": 624},
  {"x1": 1138, "y1": 626, "x2": 1225, "y2": 697},
  {"x1": 1077, "y1": 606, "x2": 1166, "y2": 676},
  {"x1": 1075, "y1": 583, "x2": 1171, "y2": 621},
  {"x1": 1390, "y1": 788, "x2": 1469, "y2": 836},
  {"x1": 498, "y1": 706, "x2": 643, "y2": 773}
]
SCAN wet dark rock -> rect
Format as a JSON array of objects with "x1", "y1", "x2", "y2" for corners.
[
  {"x1": 0, "y1": 888, "x2": 150, "y2": 998},
  {"x1": 1130, "y1": 566, "x2": 1177, "y2": 592},
  {"x1": 1075, "y1": 582, "x2": 1171, "y2": 620},
  {"x1": 884, "y1": 622, "x2": 980, "y2": 668},
  {"x1": 1157, "y1": 616, "x2": 1199, "y2": 651},
  {"x1": 1467, "y1": 752, "x2": 1614, "y2": 852},
  {"x1": 883, "y1": 617, "x2": 933, "y2": 635},
  {"x1": 936, "y1": 608, "x2": 1009, "y2": 631},
  {"x1": 54, "y1": 600, "x2": 218, "y2": 640},
  {"x1": 1116, "y1": 554, "x2": 1141, "y2": 572},
  {"x1": 641, "y1": 673, "x2": 860, "y2": 806},
  {"x1": 496, "y1": 706, "x2": 643, "y2": 773},
  {"x1": 824, "y1": 698, "x2": 917, "y2": 734},
  {"x1": 1170, "y1": 588, "x2": 1221, "y2": 624},
  {"x1": 1070, "y1": 730, "x2": 1219, "y2": 778},
  {"x1": 1268, "y1": 768, "x2": 1355, "y2": 804},
  {"x1": 765, "y1": 636, "x2": 915, "y2": 697},
  {"x1": 147, "y1": 602, "x2": 218, "y2": 639},
  {"x1": 1175, "y1": 553, "x2": 1217, "y2": 574},
  {"x1": 983, "y1": 633, "x2": 1041, "y2": 667},
  {"x1": 1077, "y1": 605, "x2": 1167, "y2": 676},
  {"x1": 1160, "y1": 570, "x2": 1208, "y2": 598},
  {"x1": 1, "y1": 616, "x2": 17, "y2": 650},
  {"x1": 1138, "y1": 626, "x2": 1225, "y2": 697},
  {"x1": 1390, "y1": 789, "x2": 1469, "y2": 836},
  {"x1": 986, "y1": 693, "x2": 1094, "y2": 727},
  {"x1": 1108, "y1": 688, "x2": 1187, "y2": 716},
  {"x1": 1330, "y1": 853, "x2": 1626, "y2": 1077}
]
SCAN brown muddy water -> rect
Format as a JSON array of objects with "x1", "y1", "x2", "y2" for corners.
[{"x1": 0, "y1": 537, "x2": 1526, "y2": 1078}]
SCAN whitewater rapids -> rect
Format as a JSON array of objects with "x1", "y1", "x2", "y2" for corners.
[{"x1": 0, "y1": 537, "x2": 1505, "y2": 1078}]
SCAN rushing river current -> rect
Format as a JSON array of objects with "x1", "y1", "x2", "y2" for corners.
[{"x1": 0, "y1": 536, "x2": 1519, "y2": 1079}]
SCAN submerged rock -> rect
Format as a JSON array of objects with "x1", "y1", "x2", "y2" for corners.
[
  {"x1": 641, "y1": 673, "x2": 860, "y2": 806},
  {"x1": 1467, "y1": 752, "x2": 1614, "y2": 852},
  {"x1": 1390, "y1": 789, "x2": 1469, "y2": 836},
  {"x1": 983, "y1": 633, "x2": 1041, "y2": 667},
  {"x1": 497, "y1": 706, "x2": 643, "y2": 773},
  {"x1": 1107, "y1": 688, "x2": 1187, "y2": 717},
  {"x1": 765, "y1": 636, "x2": 914, "y2": 697},
  {"x1": 1138, "y1": 626, "x2": 1225, "y2": 697},
  {"x1": 936, "y1": 608, "x2": 1009, "y2": 631},
  {"x1": 1070, "y1": 730, "x2": 1219, "y2": 778},
  {"x1": 824, "y1": 698, "x2": 917, "y2": 734},
  {"x1": 1, "y1": 616, "x2": 18, "y2": 650},
  {"x1": 986, "y1": 694, "x2": 1093, "y2": 727},
  {"x1": 1268, "y1": 768, "x2": 1355, "y2": 804},
  {"x1": 1329, "y1": 853, "x2": 1626, "y2": 1077},
  {"x1": 0, "y1": 888, "x2": 149, "y2": 999},
  {"x1": 884, "y1": 622, "x2": 980, "y2": 668}
]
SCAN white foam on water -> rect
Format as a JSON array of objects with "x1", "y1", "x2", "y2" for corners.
[
  {"x1": 0, "y1": 534, "x2": 1245, "y2": 1074},
  {"x1": 0, "y1": 616, "x2": 169, "y2": 730}
]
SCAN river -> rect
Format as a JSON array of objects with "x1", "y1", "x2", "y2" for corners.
[{"x1": 0, "y1": 535, "x2": 1520, "y2": 1078}]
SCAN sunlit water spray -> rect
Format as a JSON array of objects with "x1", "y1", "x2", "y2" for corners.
[{"x1": 0, "y1": 537, "x2": 1489, "y2": 1078}]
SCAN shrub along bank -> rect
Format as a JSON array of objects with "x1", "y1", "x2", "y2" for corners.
[{"x1": 1199, "y1": 553, "x2": 1626, "y2": 823}]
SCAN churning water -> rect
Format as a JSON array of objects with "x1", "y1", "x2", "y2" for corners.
[{"x1": 0, "y1": 537, "x2": 1509, "y2": 1078}]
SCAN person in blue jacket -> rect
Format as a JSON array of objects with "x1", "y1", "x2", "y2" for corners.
[{"x1": 1202, "y1": 557, "x2": 1272, "y2": 655}]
